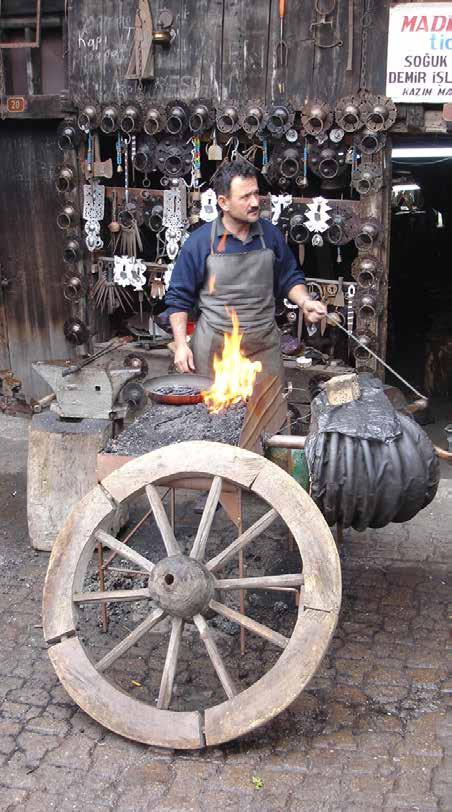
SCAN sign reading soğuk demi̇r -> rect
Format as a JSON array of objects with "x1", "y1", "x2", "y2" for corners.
[{"x1": 386, "y1": 3, "x2": 452, "y2": 101}]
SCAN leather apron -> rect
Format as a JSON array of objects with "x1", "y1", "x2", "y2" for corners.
[{"x1": 191, "y1": 218, "x2": 283, "y2": 381}]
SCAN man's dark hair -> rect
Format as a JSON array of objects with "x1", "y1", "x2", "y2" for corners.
[{"x1": 213, "y1": 160, "x2": 257, "y2": 198}]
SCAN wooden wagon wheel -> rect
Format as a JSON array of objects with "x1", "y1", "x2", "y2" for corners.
[{"x1": 43, "y1": 441, "x2": 341, "y2": 749}]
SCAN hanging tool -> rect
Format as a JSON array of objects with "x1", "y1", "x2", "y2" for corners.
[
  {"x1": 89, "y1": 134, "x2": 113, "y2": 180},
  {"x1": 275, "y1": 0, "x2": 288, "y2": 68},
  {"x1": 345, "y1": 282, "x2": 355, "y2": 358},
  {"x1": 61, "y1": 336, "x2": 132, "y2": 378},
  {"x1": 327, "y1": 314, "x2": 428, "y2": 401},
  {"x1": 333, "y1": 276, "x2": 345, "y2": 308}
]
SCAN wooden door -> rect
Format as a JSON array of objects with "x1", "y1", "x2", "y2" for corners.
[{"x1": 0, "y1": 119, "x2": 73, "y2": 401}]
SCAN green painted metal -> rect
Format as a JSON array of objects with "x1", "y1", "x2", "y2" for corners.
[{"x1": 264, "y1": 447, "x2": 310, "y2": 492}]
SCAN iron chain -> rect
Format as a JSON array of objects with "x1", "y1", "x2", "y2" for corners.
[{"x1": 360, "y1": 0, "x2": 374, "y2": 91}]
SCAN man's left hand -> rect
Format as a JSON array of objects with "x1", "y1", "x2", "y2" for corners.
[{"x1": 302, "y1": 299, "x2": 328, "y2": 324}]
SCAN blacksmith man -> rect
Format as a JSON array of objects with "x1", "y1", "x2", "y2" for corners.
[{"x1": 165, "y1": 161, "x2": 327, "y2": 380}]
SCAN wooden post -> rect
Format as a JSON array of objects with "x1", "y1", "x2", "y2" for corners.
[{"x1": 357, "y1": 143, "x2": 392, "y2": 377}]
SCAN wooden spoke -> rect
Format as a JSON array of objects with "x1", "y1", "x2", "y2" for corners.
[
  {"x1": 210, "y1": 599, "x2": 289, "y2": 649},
  {"x1": 145, "y1": 485, "x2": 181, "y2": 557},
  {"x1": 96, "y1": 608, "x2": 166, "y2": 673},
  {"x1": 215, "y1": 574, "x2": 304, "y2": 591},
  {"x1": 193, "y1": 614, "x2": 237, "y2": 700},
  {"x1": 73, "y1": 588, "x2": 150, "y2": 604},
  {"x1": 190, "y1": 476, "x2": 223, "y2": 561},
  {"x1": 206, "y1": 508, "x2": 279, "y2": 573},
  {"x1": 157, "y1": 616, "x2": 184, "y2": 710},
  {"x1": 95, "y1": 530, "x2": 154, "y2": 574}
]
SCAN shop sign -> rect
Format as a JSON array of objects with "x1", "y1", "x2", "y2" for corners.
[
  {"x1": 386, "y1": 3, "x2": 452, "y2": 101},
  {"x1": 6, "y1": 97, "x2": 27, "y2": 114}
]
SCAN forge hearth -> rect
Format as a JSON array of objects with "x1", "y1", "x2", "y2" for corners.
[{"x1": 103, "y1": 401, "x2": 248, "y2": 457}]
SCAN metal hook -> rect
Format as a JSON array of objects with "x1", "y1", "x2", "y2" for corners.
[{"x1": 230, "y1": 137, "x2": 240, "y2": 161}]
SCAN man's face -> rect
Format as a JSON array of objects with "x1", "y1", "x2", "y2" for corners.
[{"x1": 218, "y1": 176, "x2": 260, "y2": 224}]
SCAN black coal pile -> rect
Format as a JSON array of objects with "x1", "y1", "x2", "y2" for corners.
[{"x1": 104, "y1": 401, "x2": 247, "y2": 456}]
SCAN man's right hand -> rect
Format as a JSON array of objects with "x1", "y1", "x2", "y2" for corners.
[{"x1": 174, "y1": 343, "x2": 195, "y2": 373}]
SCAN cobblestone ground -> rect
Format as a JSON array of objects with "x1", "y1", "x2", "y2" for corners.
[{"x1": 0, "y1": 415, "x2": 450, "y2": 812}]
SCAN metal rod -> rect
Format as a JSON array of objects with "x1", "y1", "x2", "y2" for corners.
[
  {"x1": 0, "y1": 16, "x2": 61, "y2": 29},
  {"x1": 265, "y1": 434, "x2": 306, "y2": 450},
  {"x1": 62, "y1": 336, "x2": 130, "y2": 377},
  {"x1": 327, "y1": 316, "x2": 428, "y2": 401}
]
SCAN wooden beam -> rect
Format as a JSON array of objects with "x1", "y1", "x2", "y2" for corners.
[
  {"x1": 0, "y1": 16, "x2": 62, "y2": 29},
  {"x1": 0, "y1": 0, "x2": 41, "y2": 48},
  {"x1": 2, "y1": 93, "x2": 73, "y2": 118}
]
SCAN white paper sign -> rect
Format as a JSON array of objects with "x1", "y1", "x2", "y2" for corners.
[{"x1": 386, "y1": 3, "x2": 452, "y2": 102}]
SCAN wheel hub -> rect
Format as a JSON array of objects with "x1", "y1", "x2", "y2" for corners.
[{"x1": 149, "y1": 555, "x2": 215, "y2": 618}]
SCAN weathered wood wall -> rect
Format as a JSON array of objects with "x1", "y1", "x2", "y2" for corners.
[
  {"x1": 0, "y1": 120, "x2": 74, "y2": 401},
  {"x1": 67, "y1": 0, "x2": 390, "y2": 106}
]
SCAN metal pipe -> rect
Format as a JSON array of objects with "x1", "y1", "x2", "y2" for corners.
[
  {"x1": 0, "y1": 16, "x2": 61, "y2": 29},
  {"x1": 265, "y1": 434, "x2": 306, "y2": 450},
  {"x1": 33, "y1": 393, "x2": 56, "y2": 413}
]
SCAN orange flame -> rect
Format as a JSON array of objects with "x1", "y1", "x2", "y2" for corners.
[{"x1": 202, "y1": 308, "x2": 262, "y2": 414}]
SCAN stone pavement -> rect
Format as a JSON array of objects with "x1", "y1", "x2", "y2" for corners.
[{"x1": 0, "y1": 414, "x2": 450, "y2": 812}]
